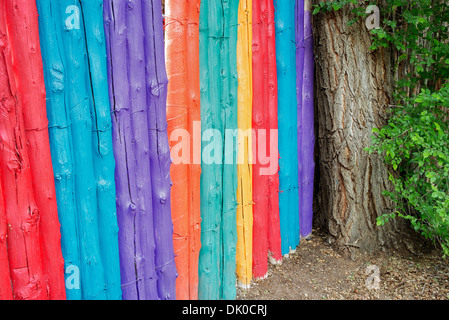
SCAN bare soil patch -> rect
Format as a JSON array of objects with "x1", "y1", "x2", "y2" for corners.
[{"x1": 237, "y1": 229, "x2": 449, "y2": 300}]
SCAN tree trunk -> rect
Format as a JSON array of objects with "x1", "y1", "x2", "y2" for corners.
[{"x1": 313, "y1": 7, "x2": 407, "y2": 258}]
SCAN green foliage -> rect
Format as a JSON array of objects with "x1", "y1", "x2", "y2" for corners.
[
  {"x1": 369, "y1": 84, "x2": 449, "y2": 255},
  {"x1": 312, "y1": 0, "x2": 360, "y2": 15},
  {"x1": 315, "y1": 0, "x2": 449, "y2": 255}
]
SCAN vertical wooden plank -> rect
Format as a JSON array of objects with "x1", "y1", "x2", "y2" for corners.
[
  {"x1": 0, "y1": 2, "x2": 47, "y2": 300},
  {"x1": 142, "y1": 0, "x2": 177, "y2": 300},
  {"x1": 251, "y1": 0, "x2": 268, "y2": 280},
  {"x1": 198, "y1": 0, "x2": 222, "y2": 300},
  {"x1": 0, "y1": 170, "x2": 12, "y2": 300},
  {"x1": 165, "y1": 0, "x2": 202, "y2": 300},
  {"x1": 221, "y1": 0, "x2": 239, "y2": 301},
  {"x1": 274, "y1": 0, "x2": 300, "y2": 256},
  {"x1": 265, "y1": 0, "x2": 282, "y2": 265},
  {"x1": 185, "y1": 1, "x2": 202, "y2": 300},
  {"x1": 126, "y1": 0, "x2": 159, "y2": 300},
  {"x1": 166, "y1": 0, "x2": 190, "y2": 299},
  {"x1": 300, "y1": 0, "x2": 315, "y2": 239},
  {"x1": 4, "y1": 0, "x2": 66, "y2": 300},
  {"x1": 58, "y1": 0, "x2": 106, "y2": 299},
  {"x1": 252, "y1": 0, "x2": 282, "y2": 279},
  {"x1": 36, "y1": 0, "x2": 81, "y2": 300},
  {"x1": 104, "y1": 0, "x2": 150, "y2": 300},
  {"x1": 79, "y1": 0, "x2": 122, "y2": 300},
  {"x1": 236, "y1": 0, "x2": 253, "y2": 289},
  {"x1": 296, "y1": 0, "x2": 305, "y2": 239},
  {"x1": 198, "y1": 0, "x2": 239, "y2": 300}
]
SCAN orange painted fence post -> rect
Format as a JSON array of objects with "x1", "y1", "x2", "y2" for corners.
[
  {"x1": 0, "y1": 0, "x2": 65, "y2": 300},
  {"x1": 165, "y1": 0, "x2": 202, "y2": 300}
]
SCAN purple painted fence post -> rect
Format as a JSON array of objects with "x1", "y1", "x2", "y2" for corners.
[
  {"x1": 103, "y1": 0, "x2": 159, "y2": 300},
  {"x1": 300, "y1": 0, "x2": 315, "y2": 239},
  {"x1": 296, "y1": 0, "x2": 305, "y2": 238},
  {"x1": 142, "y1": 0, "x2": 177, "y2": 300}
]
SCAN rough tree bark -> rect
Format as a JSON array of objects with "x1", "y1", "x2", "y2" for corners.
[{"x1": 313, "y1": 6, "x2": 408, "y2": 258}]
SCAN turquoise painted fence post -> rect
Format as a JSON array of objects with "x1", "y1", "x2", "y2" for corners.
[
  {"x1": 274, "y1": 0, "x2": 300, "y2": 255},
  {"x1": 198, "y1": 0, "x2": 239, "y2": 300},
  {"x1": 199, "y1": 0, "x2": 221, "y2": 299},
  {"x1": 58, "y1": 0, "x2": 106, "y2": 299},
  {"x1": 78, "y1": 0, "x2": 121, "y2": 300},
  {"x1": 38, "y1": 0, "x2": 121, "y2": 299},
  {"x1": 36, "y1": 0, "x2": 81, "y2": 300},
  {"x1": 222, "y1": 0, "x2": 239, "y2": 300}
]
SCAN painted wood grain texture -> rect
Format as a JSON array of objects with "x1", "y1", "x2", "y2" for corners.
[
  {"x1": 236, "y1": 0, "x2": 253, "y2": 289},
  {"x1": 251, "y1": 0, "x2": 282, "y2": 280},
  {"x1": 274, "y1": 0, "x2": 300, "y2": 256},
  {"x1": 38, "y1": 0, "x2": 123, "y2": 299},
  {"x1": 165, "y1": 0, "x2": 202, "y2": 300},
  {"x1": 36, "y1": 0, "x2": 81, "y2": 300},
  {"x1": 104, "y1": 0, "x2": 157, "y2": 300},
  {"x1": 79, "y1": 0, "x2": 121, "y2": 300},
  {"x1": 104, "y1": 0, "x2": 177, "y2": 300},
  {"x1": 142, "y1": 0, "x2": 177, "y2": 300},
  {"x1": 60, "y1": 0, "x2": 106, "y2": 299},
  {"x1": 198, "y1": 0, "x2": 239, "y2": 300},
  {"x1": 299, "y1": 0, "x2": 315, "y2": 239},
  {"x1": 0, "y1": 0, "x2": 65, "y2": 300},
  {"x1": 265, "y1": 0, "x2": 282, "y2": 266},
  {"x1": 104, "y1": 0, "x2": 154, "y2": 300},
  {"x1": 0, "y1": 160, "x2": 12, "y2": 300},
  {"x1": 296, "y1": 0, "x2": 305, "y2": 239}
]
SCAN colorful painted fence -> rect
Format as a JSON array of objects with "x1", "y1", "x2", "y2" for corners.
[{"x1": 0, "y1": 0, "x2": 315, "y2": 300}]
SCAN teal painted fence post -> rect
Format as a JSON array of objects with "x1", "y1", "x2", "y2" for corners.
[
  {"x1": 274, "y1": 0, "x2": 300, "y2": 255},
  {"x1": 222, "y1": 0, "x2": 239, "y2": 300},
  {"x1": 198, "y1": 0, "x2": 239, "y2": 300}
]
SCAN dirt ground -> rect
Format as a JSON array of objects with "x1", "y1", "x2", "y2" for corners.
[{"x1": 236, "y1": 229, "x2": 449, "y2": 300}]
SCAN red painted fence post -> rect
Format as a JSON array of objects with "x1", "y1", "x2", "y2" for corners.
[
  {"x1": 3, "y1": 0, "x2": 66, "y2": 300},
  {"x1": 0, "y1": 0, "x2": 65, "y2": 300}
]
